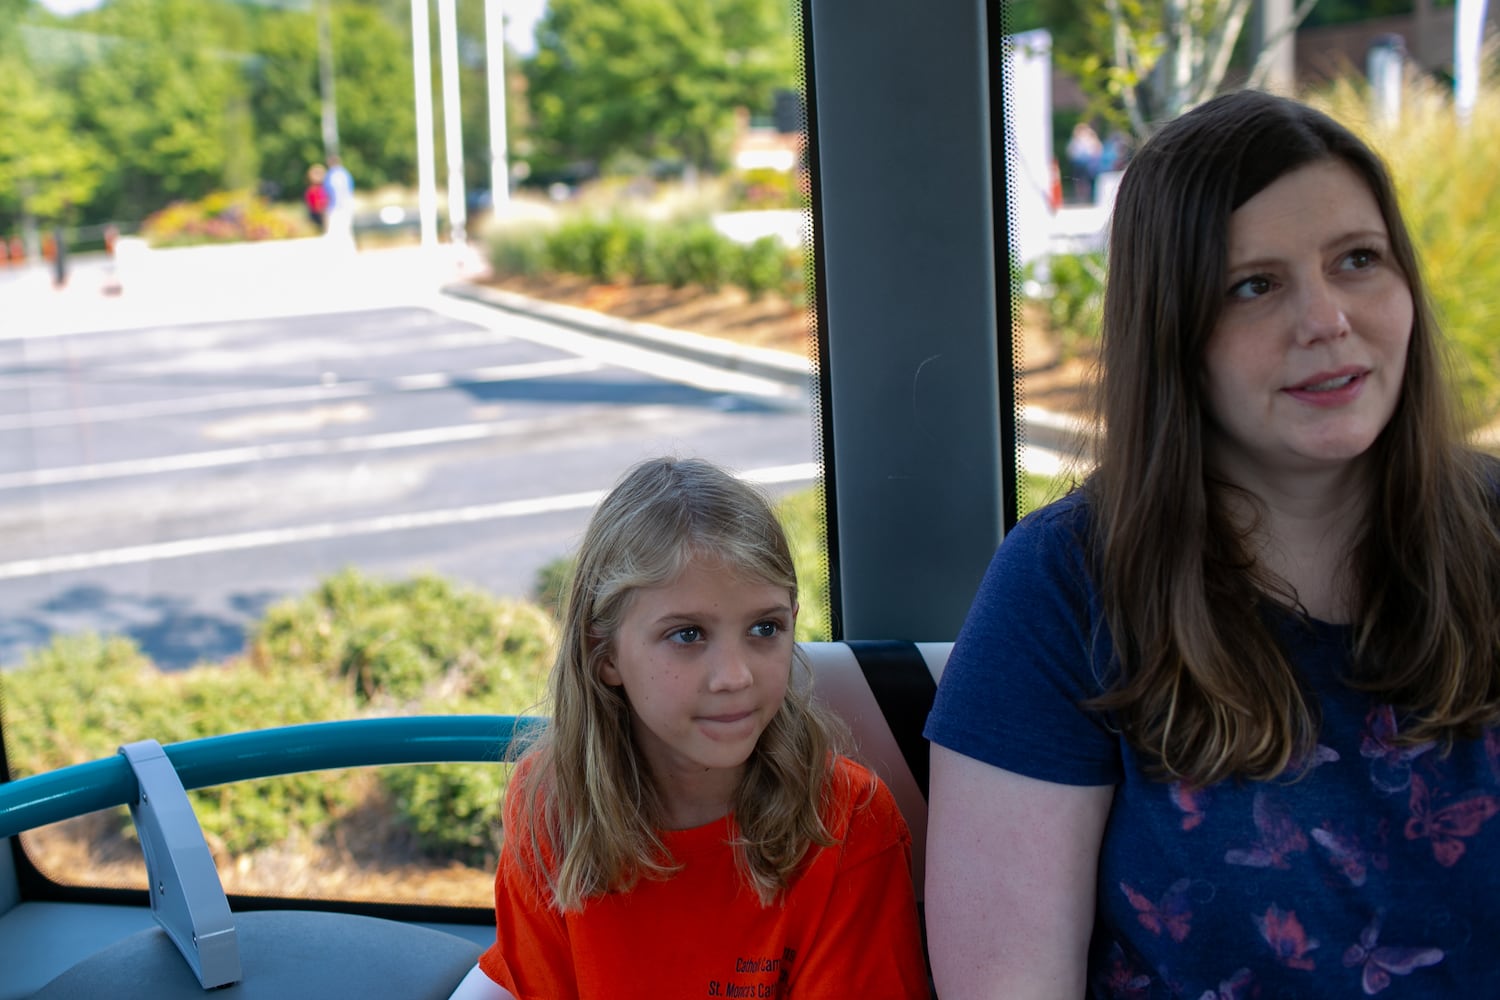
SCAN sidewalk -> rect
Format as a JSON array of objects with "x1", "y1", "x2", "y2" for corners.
[{"x1": 0, "y1": 239, "x2": 490, "y2": 340}]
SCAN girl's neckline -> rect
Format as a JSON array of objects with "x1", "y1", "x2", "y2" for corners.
[{"x1": 660, "y1": 814, "x2": 736, "y2": 855}]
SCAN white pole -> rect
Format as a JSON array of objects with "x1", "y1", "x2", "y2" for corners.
[
  {"x1": 410, "y1": 0, "x2": 439, "y2": 247},
  {"x1": 317, "y1": 0, "x2": 340, "y2": 161},
  {"x1": 485, "y1": 0, "x2": 511, "y2": 212},
  {"x1": 1456, "y1": 0, "x2": 1488, "y2": 125},
  {"x1": 437, "y1": 0, "x2": 468, "y2": 244}
]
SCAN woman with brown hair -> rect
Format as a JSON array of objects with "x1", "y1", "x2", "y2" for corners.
[{"x1": 925, "y1": 90, "x2": 1500, "y2": 997}]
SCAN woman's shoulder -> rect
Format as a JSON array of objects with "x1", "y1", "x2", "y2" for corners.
[
  {"x1": 1012, "y1": 487, "x2": 1093, "y2": 539},
  {"x1": 972, "y1": 487, "x2": 1097, "y2": 605}
]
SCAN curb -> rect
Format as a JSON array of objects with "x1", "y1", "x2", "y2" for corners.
[
  {"x1": 443, "y1": 282, "x2": 813, "y2": 390},
  {"x1": 442, "y1": 279, "x2": 1097, "y2": 470}
]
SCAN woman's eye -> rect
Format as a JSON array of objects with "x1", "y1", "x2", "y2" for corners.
[
  {"x1": 1343, "y1": 247, "x2": 1380, "y2": 270},
  {"x1": 668, "y1": 626, "x2": 703, "y2": 644},
  {"x1": 1228, "y1": 275, "x2": 1273, "y2": 300}
]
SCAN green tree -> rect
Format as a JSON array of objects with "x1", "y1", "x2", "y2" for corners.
[
  {"x1": 0, "y1": 48, "x2": 103, "y2": 232},
  {"x1": 525, "y1": 0, "x2": 796, "y2": 176},
  {"x1": 69, "y1": 0, "x2": 254, "y2": 223},
  {"x1": 322, "y1": 2, "x2": 417, "y2": 188},
  {"x1": 1039, "y1": 0, "x2": 1321, "y2": 138},
  {"x1": 248, "y1": 1, "x2": 416, "y2": 198},
  {"x1": 247, "y1": 8, "x2": 325, "y2": 200}
]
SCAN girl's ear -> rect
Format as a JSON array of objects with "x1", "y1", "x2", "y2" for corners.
[{"x1": 596, "y1": 643, "x2": 623, "y2": 686}]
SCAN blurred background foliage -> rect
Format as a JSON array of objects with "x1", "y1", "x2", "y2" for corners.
[
  {"x1": 0, "y1": 0, "x2": 796, "y2": 236},
  {"x1": 1, "y1": 486, "x2": 828, "y2": 868}
]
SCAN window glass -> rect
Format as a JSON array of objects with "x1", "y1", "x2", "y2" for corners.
[
  {"x1": 1, "y1": 0, "x2": 822, "y2": 908},
  {"x1": 1008, "y1": 4, "x2": 1500, "y2": 513}
]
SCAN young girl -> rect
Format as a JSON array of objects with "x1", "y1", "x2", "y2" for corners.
[{"x1": 453, "y1": 456, "x2": 927, "y2": 999}]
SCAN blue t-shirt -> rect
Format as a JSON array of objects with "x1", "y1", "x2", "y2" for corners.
[{"x1": 925, "y1": 491, "x2": 1500, "y2": 998}]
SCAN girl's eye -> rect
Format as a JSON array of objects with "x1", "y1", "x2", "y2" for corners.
[
  {"x1": 1227, "y1": 275, "x2": 1274, "y2": 300},
  {"x1": 750, "y1": 621, "x2": 782, "y2": 639},
  {"x1": 668, "y1": 626, "x2": 703, "y2": 644}
]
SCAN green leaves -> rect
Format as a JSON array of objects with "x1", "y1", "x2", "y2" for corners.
[
  {"x1": 0, "y1": 48, "x2": 103, "y2": 223},
  {"x1": 526, "y1": 0, "x2": 796, "y2": 175}
]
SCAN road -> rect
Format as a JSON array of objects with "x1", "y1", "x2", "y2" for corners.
[{"x1": 0, "y1": 241, "x2": 816, "y2": 670}]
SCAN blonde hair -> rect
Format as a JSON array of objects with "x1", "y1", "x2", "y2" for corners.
[{"x1": 507, "y1": 457, "x2": 851, "y2": 909}]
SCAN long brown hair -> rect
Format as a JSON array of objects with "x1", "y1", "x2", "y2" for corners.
[
  {"x1": 508, "y1": 457, "x2": 851, "y2": 909},
  {"x1": 1086, "y1": 89, "x2": 1500, "y2": 785}
]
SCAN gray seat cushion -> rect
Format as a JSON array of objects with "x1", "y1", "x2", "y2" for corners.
[{"x1": 32, "y1": 909, "x2": 482, "y2": 999}]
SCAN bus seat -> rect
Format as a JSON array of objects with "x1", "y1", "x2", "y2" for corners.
[
  {"x1": 0, "y1": 644, "x2": 953, "y2": 996},
  {"x1": 800, "y1": 640, "x2": 947, "y2": 901},
  {"x1": 30, "y1": 909, "x2": 481, "y2": 1000}
]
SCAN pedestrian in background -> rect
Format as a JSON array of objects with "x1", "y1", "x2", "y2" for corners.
[
  {"x1": 1066, "y1": 121, "x2": 1103, "y2": 204},
  {"x1": 305, "y1": 163, "x2": 329, "y2": 232},
  {"x1": 324, "y1": 155, "x2": 355, "y2": 247}
]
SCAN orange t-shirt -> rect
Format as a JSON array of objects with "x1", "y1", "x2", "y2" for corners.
[{"x1": 478, "y1": 756, "x2": 928, "y2": 998}]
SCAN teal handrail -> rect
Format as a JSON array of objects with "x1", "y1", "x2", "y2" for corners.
[{"x1": 0, "y1": 714, "x2": 545, "y2": 841}]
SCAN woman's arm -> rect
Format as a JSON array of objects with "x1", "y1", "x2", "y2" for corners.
[{"x1": 925, "y1": 744, "x2": 1113, "y2": 999}]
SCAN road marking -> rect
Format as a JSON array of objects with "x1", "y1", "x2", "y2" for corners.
[
  {"x1": 0, "y1": 463, "x2": 821, "y2": 581},
  {"x1": 0, "y1": 407, "x2": 673, "y2": 489},
  {"x1": 0, "y1": 357, "x2": 604, "y2": 432}
]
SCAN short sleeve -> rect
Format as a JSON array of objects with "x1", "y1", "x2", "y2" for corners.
[
  {"x1": 923, "y1": 492, "x2": 1121, "y2": 786},
  {"x1": 478, "y1": 763, "x2": 577, "y2": 999},
  {"x1": 786, "y1": 760, "x2": 928, "y2": 994}
]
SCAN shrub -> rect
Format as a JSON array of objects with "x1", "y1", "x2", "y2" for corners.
[
  {"x1": 1029, "y1": 251, "x2": 1106, "y2": 356},
  {"x1": 733, "y1": 236, "x2": 798, "y2": 300},
  {"x1": 727, "y1": 168, "x2": 807, "y2": 211},
  {"x1": 140, "y1": 190, "x2": 311, "y2": 247},
  {"x1": 1, "y1": 633, "x2": 357, "y2": 854},
  {"x1": 544, "y1": 215, "x2": 643, "y2": 284},
  {"x1": 250, "y1": 568, "x2": 551, "y2": 711},
  {"x1": 776, "y1": 486, "x2": 832, "y2": 642},
  {"x1": 5, "y1": 569, "x2": 558, "y2": 864},
  {"x1": 531, "y1": 555, "x2": 574, "y2": 620},
  {"x1": 486, "y1": 223, "x2": 549, "y2": 277},
  {"x1": 487, "y1": 211, "x2": 809, "y2": 304},
  {"x1": 659, "y1": 221, "x2": 734, "y2": 290},
  {"x1": 378, "y1": 758, "x2": 509, "y2": 868}
]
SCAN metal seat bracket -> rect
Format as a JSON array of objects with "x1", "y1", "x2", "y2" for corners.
[{"x1": 119, "y1": 739, "x2": 241, "y2": 990}]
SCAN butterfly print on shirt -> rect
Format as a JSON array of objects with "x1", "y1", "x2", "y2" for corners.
[
  {"x1": 1196, "y1": 968, "x2": 1254, "y2": 1000},
  {"x1": 1169, "y1": 782, "x2": 1208, "y2": 831},
  {"x1": 1255, "y1": 904, "x2": 1319, "y2": 971},
  {"x1": 1225, "y1": 790, "x2": 1308, "y2": 869},
  {"x1": 1292, "y1": 743, "x2": 1340, "y2": 777},
  {"x1": 1311, "y1": 824, "x2": 1386, "y2": 887},
  {"x1": 1360, "y1": 705, "x2": 1436, "y2": 794},
  {"x1": 1341, "y1": 913, "x2": 1443, "y2": 995},
  {"x1": 1098, "y1": 941, "x2": 1152, "y2": 999},
  {"x1": 1120, "y1": 878, "x2": 1193, "y2": 942},
  {"x1": 1403, "y1": 773, "x2": 1500, "y2": 867}
]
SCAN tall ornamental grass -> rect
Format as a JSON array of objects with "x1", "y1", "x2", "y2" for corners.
[{"x1": 1312, "y1": 71, "x2": 1500, "y2": 430}]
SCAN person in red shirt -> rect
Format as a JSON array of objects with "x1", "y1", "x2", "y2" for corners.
[
  {"x1": 304, "y1": 163, "x2": 329, "y2": 232},
  {"x1": 449, "y1": 457, "x2": 927, "y2": 999}
]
